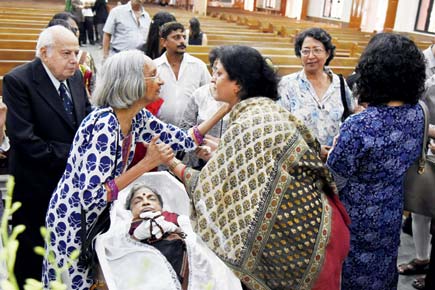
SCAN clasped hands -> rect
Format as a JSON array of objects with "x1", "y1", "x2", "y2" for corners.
[
  {"x1": 141, "y1": 134, "x2": 221, "y2": 168},
  {"x1": 133, "y1": 211, "x2": 179, "y2": 242},
  {"x1": 195, "y1": 135, "x2": 220, "y2": 161}
]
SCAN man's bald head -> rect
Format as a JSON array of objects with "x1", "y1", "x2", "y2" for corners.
[{"x1": 36, "y1": 25, "x2": 80, "y2": 81}]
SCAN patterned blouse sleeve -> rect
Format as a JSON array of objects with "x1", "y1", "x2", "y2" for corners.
[
  {"x1": 277, "y1": 76, "x2": 295, "y2": 112},
  {"x1": 326, "y1": 118, "x2": 366, "y2": 190},
  {"x1": 135, "y1": 109, "x2": 198, "y2": 152},
  {"x1": 70, "y1": 111, "x2": 119, "y2": 211}
]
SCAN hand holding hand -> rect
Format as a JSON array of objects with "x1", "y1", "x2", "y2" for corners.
[
  {"x1": 141, "y1": 135, "x2": 174, "y2": 169},
  {"x1": 133, "y1": 211, "x2": 179, "y2": 241},
  {"x1": 195, "y1": 135, "x2": 219, "y2": 161}
]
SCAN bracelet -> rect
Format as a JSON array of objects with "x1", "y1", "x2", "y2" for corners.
[
  {"x1": 180, "y1": 165, "x2": 187, "y2": 182},
  {"x1": 193, "y1": 126, "x2": 204, "y2": 145},
  {"x1": 106, "y1": 179, "x2": 119, "y2": 201},
  {"x1": 168, "y1": 159, "x2": 181, "y2": 171}
]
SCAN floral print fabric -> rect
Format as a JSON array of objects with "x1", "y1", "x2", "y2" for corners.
[
  {"x1": 327, "y1": 104, "x2": 424, "y2": 290},
  {"x1": 278, "y1": 69, "x2": 354, "y2": 146},
  {"x1": 43, "y1": 107, "x2": 196, "y2": 290}
]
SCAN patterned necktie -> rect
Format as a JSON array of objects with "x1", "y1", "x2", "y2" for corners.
[{"x1": 59, "y1": 82, "x2": 76, "y2": 125}]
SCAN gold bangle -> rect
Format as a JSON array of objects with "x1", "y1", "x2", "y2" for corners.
[{"x1": 168, "y1": 159, "x2": 181, "y2": 171}]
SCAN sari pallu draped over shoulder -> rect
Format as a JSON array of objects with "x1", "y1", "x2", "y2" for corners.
[{"x1": 184, "y1": 97, "x2": 341, "y2": 290}]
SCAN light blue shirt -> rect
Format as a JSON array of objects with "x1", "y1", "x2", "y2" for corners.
[
  {"x1": 103, "y1": 1, "x2": 151, "y2": 52},
  {"x1": 278, "y1": 68, "x2": 355, "y2": 146}
]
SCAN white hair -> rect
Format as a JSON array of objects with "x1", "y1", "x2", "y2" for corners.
[
  {"x1": 92, "y1": 50, "x2": 149, "y2": 109},
  {"x1": 35, "y1": 25, "x2": 75, "y2": 57}
]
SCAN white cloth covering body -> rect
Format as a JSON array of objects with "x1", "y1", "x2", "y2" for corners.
[{"x1": 95, "y1": 172, "x2": 242, "y2": 290}]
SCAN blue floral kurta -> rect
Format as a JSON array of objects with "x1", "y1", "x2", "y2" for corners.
[
  {"x1": 43, "y1": 107, "x2": 196, "y2": 289},
  {"x1": 327, "y1": 104, "x2": 424, "y2": 290},
  {"x1": 278, "y1": 69, "x2": 354, "y2": 146}
]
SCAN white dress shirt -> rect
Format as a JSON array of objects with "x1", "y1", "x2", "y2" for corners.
[{"x1": 154, "y1": 52, "x2": 211, "y2": 127}]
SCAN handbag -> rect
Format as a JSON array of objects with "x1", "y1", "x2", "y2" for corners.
[{"x1": 404, "y1": 101, "x2": 435, "y2": 217}]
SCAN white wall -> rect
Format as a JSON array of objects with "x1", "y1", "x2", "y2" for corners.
[
  {"x1": 394, "y1": 0, "x2": 419, "y2": 32},
  {"x1": 307, "y1": 0, "x2": 323, "y2": 18},
  {"x1": 244, "y1": 0, "x2": 255, "y2": 11},
  {"x1": 306, "y1": 0, "x2": 351, "y2": 23},
  {"x1": 360, "y1": 0, "x2": 388, "y2": 32},
  {"x1": 341, "y1": 0, "x2": 351, "y2": 22},
  {"x1": 285, "y1": 0, "x2": 303, "y2": 19}
]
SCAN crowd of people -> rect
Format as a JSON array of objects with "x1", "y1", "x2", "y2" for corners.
[{"x1": 2, "y1": 1, "x2": 435, "y2": 290}]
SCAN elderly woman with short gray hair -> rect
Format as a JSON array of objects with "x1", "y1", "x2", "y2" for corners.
[{"x1": 42, "y1": 49, "x2": 229, "y2": 289}]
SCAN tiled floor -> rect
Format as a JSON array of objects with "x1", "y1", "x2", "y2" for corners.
[{"x1": 398, "y1": 232, "x2": 425, "y2": 290}]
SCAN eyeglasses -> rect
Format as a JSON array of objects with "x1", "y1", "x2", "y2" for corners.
[
  {"x1": 300, "y1": 48, "x2": 325, "y2": 56},
  {"x1": 144, "y1": 73, "x2": 160, "y2": 81}
]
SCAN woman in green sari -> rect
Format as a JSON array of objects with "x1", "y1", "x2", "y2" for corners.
[{"x1": 166, "y1": 45, "x2": 350, "y2": 290}]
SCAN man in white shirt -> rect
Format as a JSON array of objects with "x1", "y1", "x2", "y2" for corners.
[
  {"x1": 102, "y1": 0, "x2": 151, "y2": 59},
  {"x1": 154, "y1": 22, "x2": 211, "y2": 127}
]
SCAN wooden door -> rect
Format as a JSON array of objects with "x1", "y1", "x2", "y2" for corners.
[
  {"x1": 349, "y1": 0, "x2": 365, "y2": 29},
  {"x1": 383, "y1": 0, "x2": 399, "y2": 31}
]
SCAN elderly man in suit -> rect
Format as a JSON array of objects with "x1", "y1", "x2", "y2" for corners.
[{"x1": 2, "y1": 25, "x2": 92, "y2": 286}]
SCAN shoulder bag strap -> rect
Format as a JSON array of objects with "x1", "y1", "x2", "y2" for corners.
[
  {"x1": 338, "y1": 74, "x2": 349, "y2": 122},
  {"x1": 417, "y1": 100, "x2": 430, "y2": 173}
]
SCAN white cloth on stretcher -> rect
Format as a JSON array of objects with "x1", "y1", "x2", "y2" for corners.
[{"x1": 95, "y1": 172, "x2": 243, "y2": 290}]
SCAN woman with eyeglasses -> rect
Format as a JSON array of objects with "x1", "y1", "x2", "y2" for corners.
[
  {"x1": 278, "y1": 27, "x2": 355, "y2": 161},
  {"x1": 42, "y1": 50, "x2": 229, "y2": 289}
]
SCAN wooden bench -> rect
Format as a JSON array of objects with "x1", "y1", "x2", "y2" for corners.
[
  {"x1": 0, "y1": 32, "x2": 39, "y2": 41},
  {"x1": 0, "y1": 13, "x2": 52, "y2": 22},
  {"x1": 0, "y1": 60, "x2": 28, "y2": 75},
  {"x1": 0, "y1": 49, "x2": 35, "y2": 60},
  {"x1": 0, "y1": 20, "x2": 46, "y2": 28},
  {"x1": 277, "y1": 65, "x2": 354, "y2": 77},
  {"x1": 0, "y1": 26, "x2": 42, "y2": 34},
  {"x1": 190, "y1": 51, "x2": 358, "y2": 66},
  {"x1": 0, "y1": 39, "x2": 37, "y2": 50}
]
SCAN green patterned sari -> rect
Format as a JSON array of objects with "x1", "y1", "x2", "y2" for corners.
[{"x1": 184, "y1": 97, "x2": 338, "y2": 290}]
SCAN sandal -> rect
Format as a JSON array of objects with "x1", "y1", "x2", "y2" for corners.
[
  {"x1": 412, "y1": 276, "x2": 426, "y2": 290},
  {"x1": 398, "y1": 259, "x2": 430, "y2": 275}
]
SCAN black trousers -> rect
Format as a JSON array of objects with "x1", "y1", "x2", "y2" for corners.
[
  {"x1": 12, "y1": 193, "x2": 49, "y2": 287},
  {"x1": 83, "y1": 16, "x2": 95, "y2": 44}
]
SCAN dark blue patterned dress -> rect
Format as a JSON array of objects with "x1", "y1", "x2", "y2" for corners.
[
  {"x1": 327, "y1": 104, "x2": 424, "y2": 290},
  {"x1": 42, "y1": 107, "x2": 197, "y2": 289}
]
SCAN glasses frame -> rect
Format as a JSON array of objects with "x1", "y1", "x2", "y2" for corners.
[
  {"x1": 144, "y1": 73, "x2": 160, "y2": 81},
  {"x1": 300, "y1": 48, "x2": 326, "y2": 56}
]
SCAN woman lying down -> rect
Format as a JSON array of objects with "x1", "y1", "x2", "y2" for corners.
[{"x1": 95, "y1": 172, "x2": 243, "y2": 290}]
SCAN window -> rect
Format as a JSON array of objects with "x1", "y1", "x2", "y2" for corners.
[{"x1": 415, "y1": 0, "x2": 435, "y2": 34}]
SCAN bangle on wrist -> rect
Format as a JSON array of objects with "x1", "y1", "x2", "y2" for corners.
[
  {"x1": 168, "y1": 159, "x2": 181, "y2": 171},
  {"x1": 106, "y1": 179, "x2": 119, "y2": 201},
  {"x1": 193, "y1": 126, "x2": 204, "y2": 145},
  {"x1": 180, "y1": 165, "x2": 187, "y2": 182}
]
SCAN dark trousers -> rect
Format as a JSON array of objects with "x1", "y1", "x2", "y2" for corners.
[
  {"x1": 12, "y1": 193, "x2": 49, "y2": 287},
  {"x1": 83, "y1": 16, "x2": 95, "y2": 44},
  {"x1": 78, "y1": 22, "x2": 86, "y2": 45}
]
